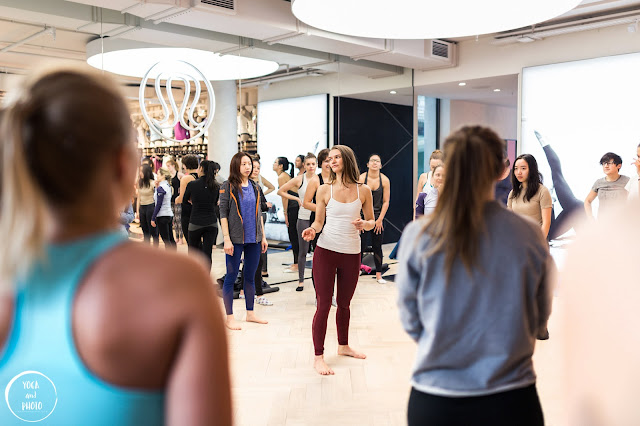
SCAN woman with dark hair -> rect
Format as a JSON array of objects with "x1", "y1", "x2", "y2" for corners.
[
  {"x1": 182, "y1": 160, "x2": 219, "y2": 269},
  {"x1": 397, "y1": 126, "x2": 553, "y2": 426},
  {"x1": 166, "y1": 159, "x2": 184, "y2": 245},
  {"x1": 273, "y1": 156, "x2": 299, "y2": 273},
  {"x1": 137, "y1": 163, "x2": 159, "y2": 246},
  {"x1": 295, "y1": 154, "x2": 305, "y2": 176},
  {"x1": 220, "y1": 152, "x2": 269, "y2": 330},
  {"x1": 175, "y1": 154, "x2": 199, "y2": 245},
  {"x1": 278, "y1": 152, "x2": 318, "y2": 291},
  {"x1": 508, "y1": 154, "x2": 553, "y2": 239},
  {"x1": 302, "y1": 145, "x2": 376, "y2": 375},
  {"x1": 0, "y1": 67, "x2": 231, "y2": 424}
]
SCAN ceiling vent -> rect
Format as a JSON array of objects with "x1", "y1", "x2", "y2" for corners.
[
  {"x1": 192, "y1": 0, "x2": 236, "y2": 15},
  {"x1": 423, "y1": 39, "x2": 457, "y2": 68}
]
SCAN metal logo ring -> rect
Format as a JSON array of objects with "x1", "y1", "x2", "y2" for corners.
[{"x1": 139, "y1": 60, "x2": 215, "y2": 144}]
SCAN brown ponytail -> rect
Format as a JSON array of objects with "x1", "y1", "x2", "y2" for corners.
[
  {"x1": 0, "y1": 66, "x2": 133, "y2": 291},
  {"x1": 423, "y1": 126, "x2": 505, "y2": 280}
]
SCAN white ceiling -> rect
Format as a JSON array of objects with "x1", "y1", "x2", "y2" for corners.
[{"x1": 0, "y1": 0, "x2": 638, "y2": 107}]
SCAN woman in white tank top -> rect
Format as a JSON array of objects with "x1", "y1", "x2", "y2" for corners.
[
  {"x1": 301, "y1": 146, "x2": 376, "y2": 376},
  {"x1": 278, "y1": 153, "x2": 318, "y2": 291}
]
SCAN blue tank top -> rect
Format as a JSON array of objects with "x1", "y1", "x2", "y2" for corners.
[
  {"x1": 0, "y1": 231, "x2": 164, "y2": 425},
  {"x1": 240, "y1": 185, "x2": 257, "y2": 244}
]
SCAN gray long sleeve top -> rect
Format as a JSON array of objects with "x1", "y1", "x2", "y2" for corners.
[{"x1": 396, "y1": 201, "x2": 554, "y2": 397}]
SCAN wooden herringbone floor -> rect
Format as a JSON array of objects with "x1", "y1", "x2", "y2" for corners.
[{"x1": 131, "y1": 224, "x2": 564, "y2": 426}]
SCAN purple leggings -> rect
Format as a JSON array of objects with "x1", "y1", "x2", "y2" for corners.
[{"x1": 312, "y1": 246, "x2": 361, "y2": 356}]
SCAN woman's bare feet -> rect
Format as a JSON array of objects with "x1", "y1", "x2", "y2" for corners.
[
  {"x1": 225, "y1": 316, "x2": 241, "y2": 330},
  {"x1": 337, "y1": 345, "x2": 366, "y2": 359},
  {"x1": 246, "y1": 311, "x2": 268, "y2": 324},
  {"x1": 313, "y1": 355, "x2": 335, "y2": 375}
]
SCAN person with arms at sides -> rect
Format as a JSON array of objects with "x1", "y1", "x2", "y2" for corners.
[
  {"x1": 137, "y1": 163, "x2": 159, "y2": 246},
  {"x1": 415, "y1": 149, "x2": 444, "y2": 203},
  {"x1": 166, "y1": 159, "x2": 184, "y2": 245},
  {"x1": 174, "y1": 154, "x2": 199, "y2": 245},
  {"x1": 396, "y1": 126, "x2": 553, "y2": 426},
  {"x1": 182, "y1": 160, "x2": 219, "y2": 270},
  {"x1": 302, "y1": 145, "x2": 376, "y2": 376},
  {"x1": 585, "y1": 152, "x2": 631, "y2": 220},
  {"x1": 422, "y1": 164, "x2": 445, "y2": 217},
  {"x1": 295, "y1": 154, "x2": 305, "y2": 176},
  {"x1": 359, "y1": 154, "x2": 391, "y2": 284},
  {"x1": 220, "y1": 152, "x2": 269, "y2": 330},
  {"x1": 273, "y1": 156, "x2": 299, "y2": 274},
  {"x1": 251, "y1": 156, "x2": 274, "y2": 279},
  {"x1": 151, "y1": 167, "x2": 176, "y2": 249},
  {"x1": 507, "y1": 154, "x2": 553, "y2": 239},
  {"x1": 0, "y1": 67, "x2": 231, "y2": 425},
  {"x1": 495, "y1": 158, "x2": 512, "y2": 206},
  {"x1": 278, "y1": 153, "x2": 318, "y2": 292}
]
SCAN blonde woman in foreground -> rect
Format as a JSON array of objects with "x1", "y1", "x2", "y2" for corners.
[
  {"x1": 0, "y1": 68, "x2": 231, "y2": 425},
  {"x1": 397, "y1": 126, "x2": 554, "y2": 426}
]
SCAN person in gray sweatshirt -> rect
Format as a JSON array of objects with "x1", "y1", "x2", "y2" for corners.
[{"x1": 397, "y1": 126, "x2": 554, "y2": 426}]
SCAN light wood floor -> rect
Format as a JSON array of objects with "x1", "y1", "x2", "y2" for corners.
[
  {"x1": 135, "y1": 226, "x2": 565, "y2": 426},
  {"x1": 209, "y1": 244, "x2": 566, "y2": 426}
]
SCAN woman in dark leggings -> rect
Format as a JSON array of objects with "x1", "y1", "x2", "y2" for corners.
[
  {"x1": 182, "y1": 161, "x2": 218, "y2": 270},
  {"x1": 534, "y1": 130, "x2": 586, "y2": 240},
  {"x1": 175, "y1": 154, "x2": 200, "y2": 245},
  {"x1": 273, "y1": 156, "x2": 299, "y2": 273},
  {"x1": 137, "y1": 163, "x2": 159, "y2": 246}
]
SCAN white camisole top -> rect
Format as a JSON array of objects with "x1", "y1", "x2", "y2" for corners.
[
  {"x1": 298, "y1": 173, "x2": 312, "y2": 221},
  {"x1": 317, "y1": 184, "x2": 362, "y2": 254}
]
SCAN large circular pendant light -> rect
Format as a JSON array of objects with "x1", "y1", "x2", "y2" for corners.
[{"x1": 291, "y1": 0, "x2": 582, "y2": 39}]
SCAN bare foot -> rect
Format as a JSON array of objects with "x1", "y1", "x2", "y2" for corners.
[
  {"x1": 313, "y1": 355, "x2": 335, "y2": 375},
  {"x1": 337, "y1": 345, "x2": 366, "y2": 359},
  {"x1": 225, "y1": 316, "x2": 241, "y2": 330},
  {"x1": 246, "y1": 311, "x2": 268, "y2": 324}
]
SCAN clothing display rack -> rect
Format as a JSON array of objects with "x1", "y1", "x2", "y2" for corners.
[{"x1": 142, "y1": 143, "x2": 208, "y2": 158}]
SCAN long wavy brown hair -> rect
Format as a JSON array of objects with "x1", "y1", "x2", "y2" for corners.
[
  {"x1": 329, "y1": 145, "x2": 360, "y2": 187},
  {"x1": 228, "y1": 151, "x2": 254, "y2": 197},
  {"x1": 423, "y1": 126, "x2": 505, "y2": 280}
]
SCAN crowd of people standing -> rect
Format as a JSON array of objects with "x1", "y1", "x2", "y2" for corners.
[{"x1": 4, "y1": 66, "x2": 640, "y2": 425}]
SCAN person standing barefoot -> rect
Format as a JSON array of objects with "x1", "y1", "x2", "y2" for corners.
[
  {"x1": 302, "y1": 146, "x2": 376, "y2": 375},
  {"x1": 220, "y1": 152, "x2": 269, "y2": 330}
]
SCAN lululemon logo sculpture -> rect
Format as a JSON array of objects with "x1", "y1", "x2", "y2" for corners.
[{"x1": 139, "y1": 60, "x2": 215, "y2": 144}]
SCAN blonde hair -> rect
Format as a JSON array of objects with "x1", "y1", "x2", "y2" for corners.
[
  {"x1": 157, "y1": 167, "x2": 172, "y2": 181},
  {"x1": 423, "y1": 126, "x2": 504, "y2": 280},
  {"x1": 0, "y1": 66, "x2": 132, "y2": 292},
  {"x1": 329, "y1": 145, "x2": 360, "y2": 186}
]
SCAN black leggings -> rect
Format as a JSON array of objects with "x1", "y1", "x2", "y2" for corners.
[
  {"x1": 287, "y1": 206, "x2": 299, "y2": 264},
  {"x1": 407, "y1": 385, "x2": 544, "y2": 426},
  {"x1": 156, "y1": 216, "x2": 176, "y2": 249},
  {"x1": 543, "y1": 144, "x2": 585, "y2": 240},
  {"x1": 360, "y1": 227, "x2": 383, "y2": 272},
  {"x1": 139, "y1": 204, "x2": 159, "y2": 246},
  {"x1": 188, "y1": 225, "x2": 218, "y2": 270}
]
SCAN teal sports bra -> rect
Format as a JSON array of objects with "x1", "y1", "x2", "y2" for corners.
[{"x1": 0, "y1": 231, "x2": 164, "y2": 425}]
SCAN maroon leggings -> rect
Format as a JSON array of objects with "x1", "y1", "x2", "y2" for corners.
[{"x1": 312, "y1": 246, "x2": 361, "y2": 356}]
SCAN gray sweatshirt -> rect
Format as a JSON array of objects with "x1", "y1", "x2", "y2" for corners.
[
  {"x1": 396, "y1": 201, "x2": 554, "y2": 397},
  {"x1": 219, "y1": 180, "x2": 264, "y2": 245}
]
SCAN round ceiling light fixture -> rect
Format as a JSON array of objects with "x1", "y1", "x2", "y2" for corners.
[
  {"x1": 86, "y1": 39, "x2": 279, "y2": 81},
  {"x1": 291, "y1": 0, "x2": 582, "y2": 39}
]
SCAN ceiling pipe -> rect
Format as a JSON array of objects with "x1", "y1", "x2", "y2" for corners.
[
  {"x1": 493, "y1": 10, "x2": 640, "y2": 45},
  {"x1": 0, "y1": 26, "x2": 56, "y2": 54}
]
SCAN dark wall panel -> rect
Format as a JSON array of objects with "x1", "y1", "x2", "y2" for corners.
[{"x1": 334, "y1": 97, "x2": 413, "y2": 244}]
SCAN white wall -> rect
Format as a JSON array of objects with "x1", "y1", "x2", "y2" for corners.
[{"x1": 448, "y1": 100, "x2": 517, "y2": 140}]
